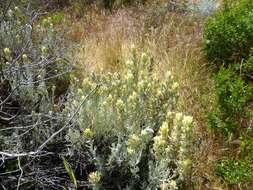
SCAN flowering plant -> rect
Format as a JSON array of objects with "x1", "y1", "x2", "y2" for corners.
[
  {"x1": 0, "y1": 4, "x2": 72, "y2": 188},
  {"x1": 66, "y1": 47, "x2": 194, "y2": 189}
]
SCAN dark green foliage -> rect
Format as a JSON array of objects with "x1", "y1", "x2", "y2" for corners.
[
  {"x1": 204, "y1": 3, "x2": 253, "y2": 185},
  {"x1": 216, "y1": 159, "x2": 253, "y2": 185},
  {"x1": 240, "y1": 137, "x2": 253, "y2": 161},
  {"x1": 216, "y1": 137, "x2": 253, "y2": 185},
  {"x1": 207, "y1": 113, "x2": 238, "y2": 135},
  {"x1": 214, "y1": 67, "x2": 250, "y2": 116},
  {"x1": 238, "y1": 51, "x2": 253, "y2": 78},
  {"x1": 207, "y1": 67, "x2": 251, "y2": 134},
  {"x1": 203, "y1": 0, "x2": 253, "y2": 63}
]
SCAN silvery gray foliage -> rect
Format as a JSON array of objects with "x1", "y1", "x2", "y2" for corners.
[
  {"x1": 65, "y1": 49, "x2": 194, "y2": 189},
  {"x1": 0, "y1": 1, "x2": 74, "y2": 189}
]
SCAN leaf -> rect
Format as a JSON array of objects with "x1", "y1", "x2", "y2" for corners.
[{"x1": 62, "y1": 157, "x2": 77, "y2": 189}]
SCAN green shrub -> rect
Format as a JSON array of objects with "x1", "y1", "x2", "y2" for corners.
[
  {"x1": 203, "y1": 0, "x2": 253, "y2": 63},
  {"x1": 216, "y1": 136, "x2": 253, "y2": 185},
  {"x1": 207, "y1": 67, "x2": 251, "y2": 135},
  {"x1": 216, "y1": 159, "x2": 253, "y2": 185},
  {"x1": 236, "y1": 50, "x2": 253, "y2": 77},
  {"x1": 65, "y1": 49, "x2": 194, "y2": 189},
  {"x1": 240, "y1": 137, "x2": 253, "y2": 161},
  {"x1": 214, "y1": 67, "x2": 251, "y2": 117},
  {"x1": 216, "y1": 135, "x2": 253, "y2": 186}
]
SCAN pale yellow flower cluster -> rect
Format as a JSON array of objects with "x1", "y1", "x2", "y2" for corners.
[
  {"x1": 178, "y1": 115, "x2": 193, "y2": 180},
  {"x1": 4, "y1": 48, "x2": 11, "y2": 56},
  {"x1": 153, "y1": 121, "x2": 170, "y2": 159},
  {"x1": 83, "y1": 128, "x2": 94, "y2": 139},
  {"x1": 41, "y1": 46, "x2": 48, "y2": 58},
  {"x1": 126, "y1": 60, "x2": 134, "y2": 69},
  {"x1": 88, "y1": 171, "x2": 101, "y2": 186},
  {"x1": 127, "y1": 134, "x2": 142, "y2": 156},
  {"x1": 141, "y1": 52, "x2": 148, "y2": 66},
  {"x1": 22, "y1": 54, "x2": 28, "y2": 61},
  {"x1": 15, "y1": 34, "x2": 21, "y2": 43},
  {"x1": 3, "y1": 47, "x2": 12, "y2": 62},
  {"x1": 82, "y1": 78, "x2": 96, "y2": 91},
  {"x1": 153, "y1": 110, "x2": 193, "y2": 183},
  {"x1": 102, "y1": 94, "x2": 113, "y2": 108},
  {"x1": 127, "y1": 91, "x2": 138, "y2": 110},
  {"x1": 116, "y1": 99, "x2": 125, "y2": 113},
  {"x1": 7, "y1": 7, "x2": 21, "y2": 18},
  {"x1": 127, "y1": 128, "x2": 153, "y2": 160},
  {"x1": 124, "y1": 71, "x2": 134, "y2": 86},
  {"x1": 42, "y1": 17, "x2": 54, "y2": 28},
  {"x1": 160, "y1": 180, "x2": 178, "y2": 190}
]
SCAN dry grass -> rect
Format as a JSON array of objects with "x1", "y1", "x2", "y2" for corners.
[
  {"x1": 66, "y1": 7, "x2": 145, "y2": 72},
  {"x1": 61, "y1": 2, "x2": 231, "y2": 189},
  {"x1": 143, "y1": 13, "x2": 226, "y2": 189}
]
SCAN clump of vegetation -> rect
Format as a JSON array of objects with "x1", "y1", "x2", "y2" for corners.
[
  {"x1": 203, "y1": 1, "x2": 253, "y2": 189},
  {"x1": 216, "y1": 159, "x2": 253, "y2": 185},
  {"x1": 207, "y1": 66, "x2": 252, "y2": 187},
  {"x1": 0, "y1": 2, "x2": 73, "y2": 189},
  {"x1": 65, "y1": 49, "x2": 194, "y2": 189},
  {"x1": 208, "y1": 66, "x2": 252, "y2": 135},
  {"x1": 215, "y1": 135, "x2": 253, "y2": 187},
  {"x1": 3, "y1": 0, "x2": 253, "y2": 189},
  {"x1": 203, "y1": 0, "x2": 253, "y2": 63},
  {"x1": 237, "y1": 50, "x2": 253, "y2": 77}
]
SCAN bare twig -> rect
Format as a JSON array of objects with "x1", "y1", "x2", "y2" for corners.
[
  {"x1": 37, "y1": 84, "x2": 100, "y2": 152},
  {"x1": 17, "y1": 156, "x2": 23, "y2": 190},
  {"x1": 0, "y1": 84, "x2": 100, "y2": 158}
]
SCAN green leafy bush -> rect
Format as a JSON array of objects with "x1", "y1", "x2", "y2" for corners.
[
  {"x1": 214, "y1": 67, "x2": 251, "y2": 117},
  {"x1": 240, "y1": 137, "x2": 253, "y2": 161},
  {"x1": 215, "y1": 110, "x2": 253, "y2": 186},
  {"x1": 216, "y1": 136, "x2": 253, "y2": 185},
  {"x1": 216, "y1": 159, "x2": 253, "y2": 185},
  {"x1": 203, "y1": 0, "x2": 253, "y2": 63},
  {"x1": 207, "y1": 67, "x2": 251, "y2": 135},
  {"x1": 65, "y1": 49, "x2": 194, "y2": 189},
  {"x1": 236, "y1": 50, "x2": 253, "y2": 78},
  {"x1": 215, "y1": 137, "x2": 253, "y2": 186}
]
